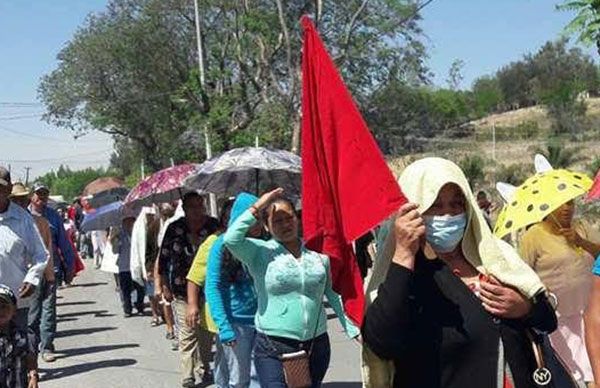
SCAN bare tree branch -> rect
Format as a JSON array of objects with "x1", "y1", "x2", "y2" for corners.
[
  {"x1": 337, "y1": 0, "x2": 370, "y2": 65},
  {"x1": 274, "y1": 0, "x2": 295, "y2": 107}
]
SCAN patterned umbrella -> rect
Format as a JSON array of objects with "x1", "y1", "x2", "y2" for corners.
[
  {"x1": 494, "y1": 169, "x2": 592, "y2": 237},
  {"x1": 124, "y1": 163, "x2": 198, "y2": 208},
  {"x1": 183, "y1": 147, "x2": 301, "y2": 197}
]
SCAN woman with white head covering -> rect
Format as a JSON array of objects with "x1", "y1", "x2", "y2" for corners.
[{"x1": 362, "y1": 157, "x2": 559, "y2": 388}]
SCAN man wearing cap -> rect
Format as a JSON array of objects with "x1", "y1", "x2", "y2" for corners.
[
  {"x1": 28, "y1": 181, "x2": 75, "y2": 363},
  {"x1": 0, "y1": 168, "x2": 48, "y2": 347},
  {"x1": 10, "y1": 183, "x2": 54, "y2": 285}
]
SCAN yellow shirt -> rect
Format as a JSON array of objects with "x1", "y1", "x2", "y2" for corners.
[
  {"x1": 519, "y1": 221, "x2": 595, "y2": 317},
  {"x1": 187, "y1": 234, "x2": 218, "y2": 286},
  {"x1": 186, "y1": 234, "x2": 218, "y2": 332}
]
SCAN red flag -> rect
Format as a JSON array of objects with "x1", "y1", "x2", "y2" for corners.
[
  {"x1": 300, "y1": 16, "x2": 407, "y2": 325},
  {"x1": 586, "y1": 170, "x2": 600, "y2": 201}
]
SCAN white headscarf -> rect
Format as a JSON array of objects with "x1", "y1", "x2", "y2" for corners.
[{"x1": 366, "y1": 157, "x2": 545, "y2": 303}]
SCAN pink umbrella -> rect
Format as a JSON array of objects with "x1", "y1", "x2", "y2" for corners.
[{"x1": 124, "y1": 163, "x2": 199, "y2": 207}]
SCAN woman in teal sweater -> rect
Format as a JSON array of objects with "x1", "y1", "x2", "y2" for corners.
[{"x1": 223, "y1": 188, "x2": 359, "y2": 388}]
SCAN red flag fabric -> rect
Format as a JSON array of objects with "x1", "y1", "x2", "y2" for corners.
[
  {"x1": 586, "y1": 170, "x2": 600, "y2": 201},
  {"x1": 300, "y1": 16, "x2": 407, "y2": 326}
]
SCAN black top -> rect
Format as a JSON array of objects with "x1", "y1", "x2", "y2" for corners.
[
  {"x1": 157, "y1": 217, "x2": 219, "y2": 299},
  {"x1": 362, "y1": 251, "x2": 557, "y2": 388}
]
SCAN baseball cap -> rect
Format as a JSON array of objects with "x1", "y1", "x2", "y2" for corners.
[
  {"x1": 32, "y1": 182, "x2": 49, "y2": 194},
  {"x1": 10, "y1": 182, "x2": 30, "y2": 198},
  {"x1": 0, "y1": 285, "x2": 17, "y2": 307},
  {"x1": 0, "y1": 167, "x2": 11, "y2": 187}
]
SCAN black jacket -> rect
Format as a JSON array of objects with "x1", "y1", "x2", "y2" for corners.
[{"x1": 362, "y1": 252, "x2": 557, "y2": 388}]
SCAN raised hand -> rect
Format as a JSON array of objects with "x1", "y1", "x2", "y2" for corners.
[{"x1": 391, "y1": 203, "x2": 426, "y2": 271}]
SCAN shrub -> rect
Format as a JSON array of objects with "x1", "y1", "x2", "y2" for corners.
[
  {"x1": 495, "y1": 163, "x2": 533, "y2": 185},
  {"x1": 459, "y1": 155, "x2": 486, "y2": 186}
]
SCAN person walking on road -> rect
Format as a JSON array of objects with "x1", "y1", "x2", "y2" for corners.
[
  {"x1": 224, "y1": 188, "x2": 360, "y2": 388},
  {"x1": 204, "y1": 193, "x2": 261, "y2": 388},
  {"x1": 28, "y1": 182, "x2": 74, "y2": 363},
  {"x1": 0, "y1": 168, "x2": 47, "y2": 384},
  {"x1": 154, "y1": 203, "x2": 179, "y2": 349},
  {"x1": 114, "y1": 214, "x2": 146, "y2": 317},
  {"x1": 158, "y1": 193, "x2": 219, "y2": 388}
]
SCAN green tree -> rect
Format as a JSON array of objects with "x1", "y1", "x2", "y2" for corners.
[
  {"x1": 558, "y1": 0, "x2": 600, "y2": 56},
  {"x1": 458, "y1": 155, "x2": 486, "y2": 187},
  {"x1": 471, "y1": 76, "x2": 504, "y2": 116},
  {"x1": 446, "y1": 59, "x2": 465, "y2": 90},
  {"x1": 365, "y1": 82, "x2": 437, "y2": 155},
  {"x1": 36, "y1": 166, "x2": 116, "y2": 200},
  {"x1": 495, "y1": 163, "x2": 533, "y2": 185},
  {"x1": 39, "y1": 0, "x2": 430, "y2": 170}
]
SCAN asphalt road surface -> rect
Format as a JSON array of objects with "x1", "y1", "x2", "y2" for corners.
[{"x1": 39, "y1": 263, "x2": 363, "y2": 388}]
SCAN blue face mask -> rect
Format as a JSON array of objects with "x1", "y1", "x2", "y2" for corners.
[{"x1": 423, "y1": 213, "x2": 467, "y2": 253}]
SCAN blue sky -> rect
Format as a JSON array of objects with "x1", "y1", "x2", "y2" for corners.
[
  {"x1": 0, "y1": 0, "x2": 595, "y2": 180},
  {"x1": 421, "y1": 0, "x2": 596, "y2": 88}
]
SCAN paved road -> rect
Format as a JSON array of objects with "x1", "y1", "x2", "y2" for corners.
[{"x1": 39, "y1": 265, "x2": 363, "y2": 387}]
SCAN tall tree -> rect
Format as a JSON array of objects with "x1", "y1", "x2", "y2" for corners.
[
  {"x1": 446, "y1": 59, "x2": 465, "y2": 90},
  {"x1": 39, "y1": 0, "x2": 430, "y2": 168}
]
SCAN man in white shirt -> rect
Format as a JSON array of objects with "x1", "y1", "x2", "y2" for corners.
[{"x1": 0, "y1": 167, "x2": 48, "y2": 334}]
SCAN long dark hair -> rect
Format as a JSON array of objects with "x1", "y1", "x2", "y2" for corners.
[{"x1": 219, "y1": 198, "x2": 249, "y2": 283}]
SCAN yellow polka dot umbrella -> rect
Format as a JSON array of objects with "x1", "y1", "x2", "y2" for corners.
[{"x1": 493, "y1": 169, "x2": 593, "y2": 238}]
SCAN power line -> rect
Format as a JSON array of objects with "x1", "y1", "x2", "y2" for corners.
[
  {"x1": 0, "y1": 113, "x2": 45, "y2": 121},
  {"x1": 0, "y1": 102, "x2": 43, "y2": 107},
  {"x1": 1, "y1": 149, "x2": 112, "y2": 164},
  {"x1": 0, "y1": 125, "x2": 69, "y2": 143}
]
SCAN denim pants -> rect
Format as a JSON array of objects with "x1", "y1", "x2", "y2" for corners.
[
  {"x1": 28, "y1": 275, "x2": 58, "y2": 352},
  {"x1": 214, "y1": 324, "x2": 259, "y2": 388},
  {"x1": 118, "y1": 271, "x2": 145, "y2": 314},
  {"x1": 172, "y1": 298, "x2": 214, "y2": 385},
  {"x1": 253, "y1": 332, "x2": 331, "y2": 388}
]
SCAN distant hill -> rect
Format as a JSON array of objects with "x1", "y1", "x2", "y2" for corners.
[{"x1": 387, "y1": 98, "x2": 600, "y2": 184}]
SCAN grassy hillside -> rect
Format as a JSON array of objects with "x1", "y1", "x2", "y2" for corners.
[{"x1": 387, "y1": 98, "x2": 600, "y2": 194}]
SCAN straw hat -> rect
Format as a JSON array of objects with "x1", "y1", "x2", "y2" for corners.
[{"x1": 10, "y1": 182, "x2": 30, "y2": 198}]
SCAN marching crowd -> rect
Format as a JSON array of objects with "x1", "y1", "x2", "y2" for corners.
[{"x1": 2, "y1": 153, "x2": 600, "y2": 388}]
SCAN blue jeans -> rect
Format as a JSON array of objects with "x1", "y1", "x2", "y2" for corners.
[
  {"x1": 28, "y1": 276, "x2": 58, "y2": 352},
  {"x1": 253, "y1": 332, "x2": 331, "y2": 388},
  {"x1": 214, "y1": 324, "x2": 259, "y2": 388}
]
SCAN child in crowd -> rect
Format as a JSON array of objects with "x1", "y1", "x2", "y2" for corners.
[{"x1": 0, "y1": 284, "x2": 38, "y2": 388}]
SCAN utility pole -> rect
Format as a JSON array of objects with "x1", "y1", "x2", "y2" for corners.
[
  {"x1": 24, "y1": 167, "x2": 31, "y2": 186},
  {"x1": 492, "y1": 123, "x2": 496, "y2": 163},
  {"x1": 141, "y1": 159, "x2": 145, "y2": 180}
]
